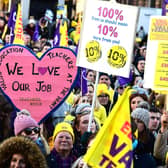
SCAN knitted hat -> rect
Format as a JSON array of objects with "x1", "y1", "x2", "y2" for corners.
[
  {"x1": 14, "y1": 113, "x2": 39, "y2": 135},
  {"x1": 137, "y1": 101, "x2": 150, "y2": 111},
  {"x1": 97, "y1": 83, "x2": 111, "y2": 100},
  {"x1": 131, "y1": 107, "x2": 149, "y2": 128},
  {"x1": 75, "y1": 103, "x2": 91, "y2": 115},
  {"x1": 53, "y1": 122, "x2": 74, "y2": 141},
  {"x1": 28, "y1": 18, "x2": 36, "y2": 25}
]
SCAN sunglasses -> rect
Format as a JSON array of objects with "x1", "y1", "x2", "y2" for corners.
[{"x1": 23, "y1": 127, "x2": 40, "y2": 135}]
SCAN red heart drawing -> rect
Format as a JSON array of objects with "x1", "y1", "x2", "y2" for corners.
[{"x1": 0, "y1": 45, "x2": 78, "y2": 123}]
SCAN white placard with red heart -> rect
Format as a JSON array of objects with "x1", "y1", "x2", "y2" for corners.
[{"x1": 0, "y1": 45, "x2": 78, "y2": 123}]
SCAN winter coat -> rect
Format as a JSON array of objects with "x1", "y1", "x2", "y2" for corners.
[
  {"x1": 154, "y1": 130, "x2": 168, "y2": 167},
  {"x1": 46, "y1": 148, "x2": 76, "y2": 168},
  {"x1": 0, "y1": 136, "x2": 48, "y2": 168}
]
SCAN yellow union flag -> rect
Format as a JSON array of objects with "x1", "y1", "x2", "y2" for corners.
[
  {"x1": 84, "y1": 87, "x2": 133, "y2": 168},
  {"x1": 60, "y1": 21, "x2": 68, "y2": 47},
  {"x1": 13, "y1": 3, "x2": 24, "y2": 45}
]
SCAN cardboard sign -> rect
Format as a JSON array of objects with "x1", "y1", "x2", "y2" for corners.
[
  {"x1": 77, "y1": 0, "x2": 139, "y2": 77},
  {"x1": 144, "y1": 16, "x2": 168, "y2": 91},
  {"x1": 0, "y1": 45, "x2": 78, "y2": 122}
]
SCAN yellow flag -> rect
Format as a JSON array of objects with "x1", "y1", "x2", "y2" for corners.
[
  {"x1": 74, "y1": 13, "x2": 82, "y2": 45},
  {"x1": 84, "y1": 87, "x2": 133, "y2": 168},
  {"x1": 60, "y1": 20, "x2": 68, "y2": 47},
  {"x1": 13, "y1": 3, "x2": 24, "y2": 45}
]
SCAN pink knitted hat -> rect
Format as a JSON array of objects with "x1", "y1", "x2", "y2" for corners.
[{"x1": 14, "y1": 114, "x2": 39, "y2": 135}]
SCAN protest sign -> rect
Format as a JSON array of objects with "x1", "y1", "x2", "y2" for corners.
[
  {"x1": 77, "y1": 0, "x2": 139, "y2": 77},
  {"x1": 144, "y1": 16, "x2": 168, "y2": 91},
  {"x1": 0, "y1": 45, "x2": 78, "y2": 122}
]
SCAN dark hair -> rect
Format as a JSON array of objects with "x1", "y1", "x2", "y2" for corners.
[{"x1": 149, "y1": 105, "x2": 161, "y2": 114}]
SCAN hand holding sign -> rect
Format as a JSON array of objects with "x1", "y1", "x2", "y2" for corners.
[{"x1": 0, "y1": 45, "x2": 78, "y2": 123}]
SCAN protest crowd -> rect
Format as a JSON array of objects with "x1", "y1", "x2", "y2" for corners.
[{"x1": 0, "y1": 0, "x2": 168, "y2": 168}]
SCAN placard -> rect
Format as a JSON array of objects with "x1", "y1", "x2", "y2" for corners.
[
  {"x1": 0, "y1": 45, "x2": 78, "y2": 122},
  {"x1": 77, "y1": 0, "x2": 139, "y2": 77},
  {"x1": 144, "y1": 16, "x2": 168, "y2": 91}
]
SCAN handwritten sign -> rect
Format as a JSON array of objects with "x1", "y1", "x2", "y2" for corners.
[
  {"x1": 77, "y1": 0, "x2": 138, "y2": 77},
  {"x1": 144, "y1": 16, "x2": 168, "y2": 91},
  {"x1": 0, "y1": 45, "x2": 78, "y2": 122}
]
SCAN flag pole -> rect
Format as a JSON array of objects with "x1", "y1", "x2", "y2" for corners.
[{"x1": 87, "y1": 71, "x2": 99, "y2": 132}]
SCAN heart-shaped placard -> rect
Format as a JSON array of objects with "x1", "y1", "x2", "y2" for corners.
[{"x1": 0, "y1": 45, "x2": 78, "y2": 123}]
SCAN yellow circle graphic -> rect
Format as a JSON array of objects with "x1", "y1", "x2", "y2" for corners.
[
  {"x1": 85, "y1": 40, "x2": 101, "y2": 63},
  {"x1": 107, "y1": 45, "x2": 127, "y2": 68}
]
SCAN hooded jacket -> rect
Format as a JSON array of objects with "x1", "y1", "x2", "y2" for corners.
[{"x1": 0, "y1": 136, "x2": 48, "y2": 168}]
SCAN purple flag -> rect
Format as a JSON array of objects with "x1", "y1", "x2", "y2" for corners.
[
  {"x1": 33, "y1": 22, "x2": 40, "y2": 42},
  {"x1": 75, "y1": 67, "x2": 88, "y2": 96},
  {"x1": 8, "y1": 5, "x2": 16, "y2": 43},
  {"x1": 117, "y1": 70, "x2": 133, "y2": 86},
  {"x1": 162, "y1": 0, "x2": 168, "y2": 16},
  {"x1": 53, "y1": 21, "x2": 60, "y2": 47}
]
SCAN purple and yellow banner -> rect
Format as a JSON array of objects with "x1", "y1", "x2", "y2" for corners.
[{"x1": 84, "y1": 87, "x2": 133, "y2": 168}]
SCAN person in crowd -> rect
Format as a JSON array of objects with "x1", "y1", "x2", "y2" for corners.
[
  {"x1": 85, "y1": 83, "x2": 107, "y2": 124},
  {"x1": 0, "y1": 93, "x2": 15, "y2": 142},
  {"x1": 133, "y1": 56, "x2": 145, "y2": 78},
  {"x1": 24, "y1": 18, "x2": 36, "y2": 39},
  {"x1": 0, "y1": 136, "x2": 48, "y2": 168},
  {"x1": 131, "y1": 107, "x2": 155, "y2": 155},
  {"x1": 114, "y1": 79, "x2": 126, "y2": 95},
  {"x1": 97, "y1": 83, "x2": 112, "y2": 116},
  {"x1": 46, "y1": 121, "x2": 76, "y2": 168},
  {"x1": 131, "y1": 74, "x2": 143, "y2": 88},
  {"x1": 71, "y1": 133, "x2": 97, "y2": 168},
  {"x1": 148, "y1": 105, "x2": 161, "y2": 138},
  {"x1": 72, "y1": 103, "x2": 99, "y2": 157},
  {"x1": 129, "y1": 90, "x2": 148, "y2": 112},
  {"x1": 139, "y1": 46, "x2": 147, "y2": 58},
  {"x1": 98, "y1": 72, "x2": 115, "y2": 91},
  {"x1": 154, "y1": 112, "x2": 168, "y2": 167},
  {"x1": 14, "y1": 109, "x2": 50, "y2": 156},
  {"x1": 23, "y1": 33, "x2": 32, "y2": 49},
  {"x1": 0, "y1": 16, "x2": 5, "y2": 38},
  {"x1": 86, "y1": 69, "x2": 96, "y2": 84},
  {"x1": 37, "y1": 41, "x2": 52, "y2": 57},
  {"x1": 38, "y1": 16, "x2": 54, "y2": 40},
  {"x1": 131, "y1": 117, "x2": 157, "y2": 168},
  {"x1": 3, "y1": 33, "x2": 10, "y2": 45}
]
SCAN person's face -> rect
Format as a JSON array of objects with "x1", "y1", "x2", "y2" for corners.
[
  {"x1": 134, "y1": 76, "x2": 142, "y2": 86},
  {"x1": 137, "y1": 60, "x2": 145, "y2": 73},
  {"x1": 148, "y1": 112, "x2": 160, "y2": 131},
  {"x1": 5, "y1": 34, "x2": 10, "y2": 43},
  {"x1": 87, "y1": 71, "x2": 95, "y2": 83},
  {"x1": 86, "y1": 85, "x2": 94, "y2": 103},
  {"x1": 0, "y1": 19, "x2": 5, "y2": 27},
  {"x1": 130, "y1": 96, "x2": 144, "y2": 111},
  {"x1": 24, "y1": 35, "x2": 31, "y2": 45},
  {"x1": 20, "y1": 127, "x2": 40, "y2": 141},
  {"x1": 78, "y1": 96, "x2": 89, "y2": 104},
  {"x1": 134, "y1": 118, "x2": 145, "y2": 133},
  {"x1": 77, "y1": 114, "x2": 96, "y2": 135},
  {"x1": 54, "y1": 131, "x2": 73, "y2": 153},
  {"x1": 10, "y1": 154, "x2": 26, "y2": 168},
  {"x1": 98, "y1": 94, "x2": 109, "y2": 106},
  {"x1": 99, "y1": 75, "x2": 111, "y2": 88}
]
